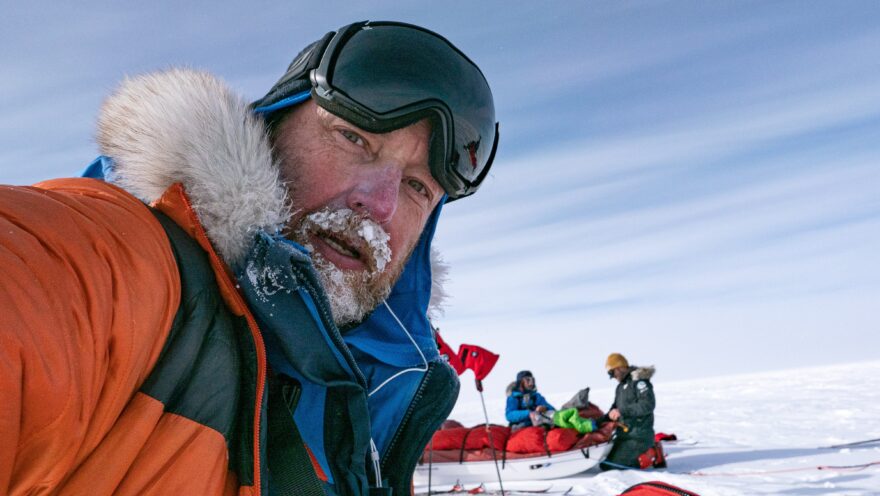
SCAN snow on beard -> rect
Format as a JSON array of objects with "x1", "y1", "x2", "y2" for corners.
[{"x1": 293, "y1": 207, "x2": 394, "y2": 326}]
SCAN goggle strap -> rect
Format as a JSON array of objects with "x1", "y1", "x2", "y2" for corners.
[
  {"x1": 252, "y1": 90, "x2": 311, "y2": 115},
  {"x1": 250, "y1": 31, "x2": 334, "y2": 113}
]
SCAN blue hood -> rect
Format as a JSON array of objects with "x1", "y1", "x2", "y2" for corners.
[{"x1": 343, "y1": 198, "x2": 446, "y2": 456}]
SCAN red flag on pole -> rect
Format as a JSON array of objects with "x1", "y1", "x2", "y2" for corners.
[
  {"x1": 434, "y1": 330, "x2": 467, "y2": 375},
  {"x1": 458, "y1": 344, "x2": 500, "y2": 381}
]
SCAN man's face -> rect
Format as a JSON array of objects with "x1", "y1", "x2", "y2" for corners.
[
  {"x1": 520, "y1": 376, "x2": 535, "y2": 391},
  {"x1": 273, "y1": 101, "x2": 444, "y2": 326},
  {"x1": 612, "y1": 367, "x2": 628, "y2": 382}
]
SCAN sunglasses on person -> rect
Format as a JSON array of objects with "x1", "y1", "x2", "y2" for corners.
[{"x1": 253, "y1": 20, "x2": 499, "y2": 201}]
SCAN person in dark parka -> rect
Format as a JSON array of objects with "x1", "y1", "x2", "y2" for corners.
[{"x1": 601, "y1": 353, "x2": 657, "y2": 470}]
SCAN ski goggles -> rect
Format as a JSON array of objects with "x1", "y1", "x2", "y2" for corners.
[{"x1": 253, "y1": 21, "x2": 499, "y2": 201}]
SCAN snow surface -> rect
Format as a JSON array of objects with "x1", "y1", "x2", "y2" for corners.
[{"x1": 417, "y1": 361, "x2": 880, "y2": 495}]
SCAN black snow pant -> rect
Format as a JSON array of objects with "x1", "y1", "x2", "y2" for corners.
[{"x1": 601, "y1": 437, "x2": 653, "y2": 470}]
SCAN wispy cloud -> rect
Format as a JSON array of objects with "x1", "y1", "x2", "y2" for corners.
[
  {"x1": 1, "y1": 1, "x2": 878, "y2": 385},
  {"x1": 432, "y1": 4, "x2": 880, "y2": 385}
]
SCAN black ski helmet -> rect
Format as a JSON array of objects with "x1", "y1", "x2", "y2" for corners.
[{"x1": 252, "y1": 20, "x2": 499, "y2": 201}]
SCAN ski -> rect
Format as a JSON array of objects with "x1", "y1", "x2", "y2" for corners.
[
  {"x1": 419, "y1": 482, "x2": 466, "y2": 495},
  {"x1": 820, "y1": 437, "x2": 880, "y2": 449},
  {"x1": 665, "y1": 438, "x2": 698, "y2": 446},
  {"x1": 500, "y1": 487, "x2": 556, "y2": 494},
  {"x1": 818, "y1": 460, "x2": 880, "y2": 471},
  {"x1": 470, "y1": 487, "x2": 569, "y2": 495},
  {"x1": 419, "y1": 483, "x2": 566, "y2": 495}
]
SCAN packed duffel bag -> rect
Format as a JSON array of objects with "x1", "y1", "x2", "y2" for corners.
[
  {"x1": 506, "y1": 426, "x2": 547, "y2": 454},
  {"x1": 441, "y1": 419, "x2": 465, "y2": 429},
  {"x1": 429, "y1": 426, "x2": 468, "y2": 450},
  {"x1": 577, "y1": 402, "x2": 605, "y2": 420},
  {"x1": 618, "y1": 481, "x2": 700, "y2": 496},
  {"x1": 464, "y1": 425, "x2": 510, "y2": 451},
  {"x1": 546, "y1": 428, "x2": 579, "y2": 452}
]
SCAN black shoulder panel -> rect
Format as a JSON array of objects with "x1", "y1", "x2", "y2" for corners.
[
  {"x1": 322, "y1": 385, "x2": 371, "y2": 496},
  {"x1": 141, "y1": 210, "x2": 256, "y2": 486}
]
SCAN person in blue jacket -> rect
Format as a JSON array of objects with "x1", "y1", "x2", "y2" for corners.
[{"x1": 506, "y1": 370, "x2": 556, "y2": 429}]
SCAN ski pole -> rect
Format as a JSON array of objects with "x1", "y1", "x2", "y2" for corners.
[
  {"x1": 428, "y1": 436, "x2": 434, "y2": 495},
  {"x1": 476, "y1": 379, "x2": 505, "y2": 496}
]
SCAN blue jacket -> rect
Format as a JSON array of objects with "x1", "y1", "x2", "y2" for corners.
[{"x1": 506, "y1": 389, "x2": 555, "y2": 427}]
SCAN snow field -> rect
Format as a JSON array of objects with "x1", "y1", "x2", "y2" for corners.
[{"x1": 426, "y1": 361, "x2": 880, "y2": 495}]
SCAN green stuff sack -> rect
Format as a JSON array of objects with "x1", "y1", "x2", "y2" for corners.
[{"x1": 553, "y1": 407, "x2": 596, "y2": 434}]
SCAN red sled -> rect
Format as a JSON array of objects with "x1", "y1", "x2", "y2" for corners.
[
  {"x1": 618, "y1": 481, "x2": 700, "y2": 496},
  {"x1": 416, "y1": 407, "x2": 614, "y2": 486}
]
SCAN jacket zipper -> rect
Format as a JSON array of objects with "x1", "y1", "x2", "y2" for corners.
[
  {"x1": 380, "y1": 363, "x2": 435, "y2": 473},
  {"x1": 290, "y1": 264, "x2": 368, "y2": 388},
  {"x1": 282, "y1": 378, "x2": 302, "y2": 412}
]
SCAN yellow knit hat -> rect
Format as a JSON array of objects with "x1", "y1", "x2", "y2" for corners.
[{"x1": 605, "y1": 353, "x2": 629, "y2": 371}]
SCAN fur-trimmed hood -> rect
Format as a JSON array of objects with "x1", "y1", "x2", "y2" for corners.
[
  {"x1": 96, "y1": 68, "x2": 450, "y2": 307},
  {"x1": 427, "y1": 246, "x2": 450, "y2": 320},
  {"x1": 630, "y1": 366, "x2": 655, "y2": 381},
  {"x1": 97, "y1": 69, "x2": 290, "y2": 267}
]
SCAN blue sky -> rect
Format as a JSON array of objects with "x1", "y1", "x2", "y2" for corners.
[{"x1": 2, "y1": 2, "x2": 878, "y2": 397}]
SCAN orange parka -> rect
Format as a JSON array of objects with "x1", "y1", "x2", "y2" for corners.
[
  {"x1": 0, "y1": 69, "x2": 291, "y2": 496},
  {"x1": 0, "y1": 178, "x2": 272, "y2": 495}
]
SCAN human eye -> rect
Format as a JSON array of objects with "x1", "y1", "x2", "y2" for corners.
[
  {"x1": 338, "y1": 128, "x2": 365, "y2": 147},
  {"x1": 406, "y1": 178, "x2": 430, "y2": 199}
]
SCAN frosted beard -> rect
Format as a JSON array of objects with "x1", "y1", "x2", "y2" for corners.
[{"x1": 291, "y1": 207, "x2": 396, "y2": 326}]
